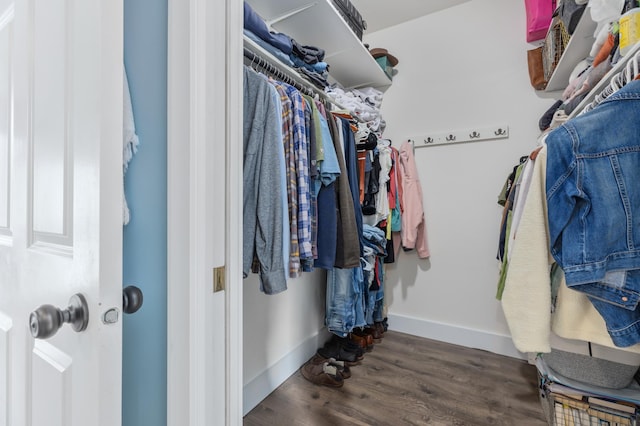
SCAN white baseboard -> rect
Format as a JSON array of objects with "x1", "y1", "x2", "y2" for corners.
[
  {"x1": 387, "y1": 313, "x2": 527, "y2": 360},
  {"x1": 243, "y1": 316, "x2": 525, "y2": 416},
  {"x1": 243, "y1": 329, "x2": 331, "y2": 416}
]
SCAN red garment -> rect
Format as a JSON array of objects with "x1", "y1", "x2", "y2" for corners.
[
  {"x1": 388, "y1": 148, "x2": 398, "y2": 210},
  {"x1": 593, "y1": 33, "x2": 615, "y2": 68},
  {"x1": 357, "y1": 150, "x2": 367, "y2": 204}
]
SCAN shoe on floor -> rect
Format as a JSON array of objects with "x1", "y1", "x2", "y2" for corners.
[
  {"x1": 309, "y1": 354, "x2": 351, "y2": 379},
  {"x1": 331, "y1": 335, "x2": 365, "y2": 358},
  {"x1": 300, "y1": 360, "x2": 344, "y2": 387},
  {"x1": 317, "y1": 338, "x2": 363, "y2": 365},
  {"x1": 363, "y1": 325, "x2": 383, "y2": 343},
  {"x1": 349, "y1": 332, "x2": 373, "y2": 352}
]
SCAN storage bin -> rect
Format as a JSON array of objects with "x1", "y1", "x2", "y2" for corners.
[
  {"x1": 542, "y1": 349, "x2": 640, "y2": 389},
  {"x1": 331, "y1": 0, "x2": 367, "y2": 40},
  {"x1": 538, "y1": 378, "x2": 640, "y2": 426},
  {"x1": 375, "y1": 56, "x2": 393, "y2": 80}
]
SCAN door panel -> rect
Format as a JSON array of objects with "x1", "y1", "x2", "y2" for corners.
[
  {"x1": 0, "y1": 1, "x2": 11, "y2": 240},
  {"x1": 0, "y1": 0, "x2": 123, "y2": 425},
  {"x1": 32, "y1": 341, "x2": 72, "y2": 426},
  {"x1": 31, "y1": 0, "x2": 69, "y2": 239}
]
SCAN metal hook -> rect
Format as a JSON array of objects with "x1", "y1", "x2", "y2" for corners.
[
  {"x1": 494, "y1": 128, "x2": 506, "y2": 136},
  {"x1": 424, "y1": 137, "x2": 434, "y2": 144},
  {"x1": 469, "y1": 131, "x2": 480, "y2": 139},
  {"x1": 445, "y1": 134, "x2": 456, "y2": 142}
]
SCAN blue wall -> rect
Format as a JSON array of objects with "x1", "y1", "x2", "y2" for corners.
[{"x1": 123, "y1": 0, "x2": 168, "y2": 425}]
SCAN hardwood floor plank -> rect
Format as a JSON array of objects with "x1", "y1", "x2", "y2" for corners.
[{"x1": 244, "y1": 331, "x2": 548, "y2": 426}]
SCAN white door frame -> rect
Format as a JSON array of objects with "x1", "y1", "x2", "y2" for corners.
[{"x1": 166, "y1": 0, "x2": 243, "y2": 424}]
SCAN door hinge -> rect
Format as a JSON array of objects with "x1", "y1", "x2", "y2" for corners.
[{"x1": 213, "y1": 266, "x2": 226, "y2": 293}]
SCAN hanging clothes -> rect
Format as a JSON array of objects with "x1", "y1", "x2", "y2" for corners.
[
  {"x1": 269, "y1": 81, "x2": 301, "y2": 278},
  {"x1": 501, "y1": 144, "x2": 640, "y2": 354},
  {"x1": 326, "y1": 112, "x2": 360, "y2": 269},
  {"x1": 242, "y1": 67, "x2": 287, "y2": 295},
  {"x1": 243, "y1": 46, "x2": 396, "y2": 348},
  {"x1": 364, "y1": 140, "x2": 392, "y2": 227},
  {"x1": 312, "y1": 100, "x2": 341, "y2": 270},
  {"x1": 398, "y1": 140, "x2": 430, "y2": 258},
  {"x1": 282, "y1": 84, "x2": 313, "y2": 266},
  {"x1": 547, "y1": 80, "x2": 640, "y2": 348}
]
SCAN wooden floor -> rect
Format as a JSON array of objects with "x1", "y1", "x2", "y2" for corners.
[{"x1": 244, "y1": 330, "x2": 548, "y2": 426}]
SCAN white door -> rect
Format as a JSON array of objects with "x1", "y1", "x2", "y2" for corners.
[{"x1": 0, "y1": 0, "x2": 123, "y2": 425}]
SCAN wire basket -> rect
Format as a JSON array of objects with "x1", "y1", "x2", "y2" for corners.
[
  {"x1": 542, "y1": 15, "x2": 570, "y2": 82},
  {"x1": 539, "y1": 379, "x2": 639, "y2": 425}
]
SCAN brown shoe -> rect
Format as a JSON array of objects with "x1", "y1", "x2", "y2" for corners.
[
  {"x1": 363, "y1": 326, "x2": 382, "y2": 343},
  {"x1": 300, "y1": 360, "x2": 344, "y2": 387},
  {"x1": 352, "y1": 329, "x2": 374, "y2": 351},
  {"x1": 374, "y1": 321, "x2": 386, "y2": 339},
  {"x1": 349, "y1": 332, "x2": 373, "y2": 352},
  {"x1": 309, "y1": 354, "x2": 351, "y2": 379}
]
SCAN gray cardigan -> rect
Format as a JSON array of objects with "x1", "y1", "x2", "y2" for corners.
[{"x1": 243, "y1": 67, "x2": 287, "y2": 294}]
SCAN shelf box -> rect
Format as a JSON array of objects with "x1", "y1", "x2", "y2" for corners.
[{"x1": 375, "y1": 56, "x2": 394, "y2": 80}]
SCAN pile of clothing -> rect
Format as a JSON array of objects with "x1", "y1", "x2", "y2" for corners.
[
  {"x1": 325, "y1": 86, "x2": 385, "y2": 131},
  {"x1": 244, "y1": 2, "x2": 330, "y2": 88}
]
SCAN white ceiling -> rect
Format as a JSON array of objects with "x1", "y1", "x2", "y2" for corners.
[{"x1": 351, "y1": 0, "x2": 471, "y2": 34}]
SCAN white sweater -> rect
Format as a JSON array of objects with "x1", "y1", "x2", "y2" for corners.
[{"x1": 501, "y1": 146, "x2": 640, "y2": 355}]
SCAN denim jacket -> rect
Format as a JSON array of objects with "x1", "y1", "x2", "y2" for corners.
[{"x1": 546, "y1": 80, "x2": 640, "y2": 347}]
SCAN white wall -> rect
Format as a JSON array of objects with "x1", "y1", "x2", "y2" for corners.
[
  {"x1": 364, "y1": 0, "x2": 555, "y2": 357},
  {"x1": 243, "y1": 272, "x2": 328, "y2": 414}
]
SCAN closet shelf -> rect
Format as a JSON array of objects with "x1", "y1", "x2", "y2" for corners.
[
  {"x1": 544, "y1": 6, "x2": 597, "y2": 92},
  {"x1": 245, "y1": 0, "x2": 392, "y2": 91}
]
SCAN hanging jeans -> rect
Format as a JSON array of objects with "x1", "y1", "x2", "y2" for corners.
[
  {"x1": 326, "y1": 267, "x2": 366, "y2": 336},
  {"x1": 372, "y1": 261, "x2": 385, "y2": 323}
]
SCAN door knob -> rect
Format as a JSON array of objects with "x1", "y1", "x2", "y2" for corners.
[
  {"x1": 29, "y1": 293, "x2": 89, "y2": 339},
  {"x1": 122, "y1": 285, "x2": 143, "y2": 314}
]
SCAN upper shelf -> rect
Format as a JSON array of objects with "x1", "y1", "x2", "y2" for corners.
[
  {"x1": 245, "y1": 0, "x2": 392, "y2": 91},
  {"x1": 544, "y1": 6, "x2": 597, "y2": 92}
]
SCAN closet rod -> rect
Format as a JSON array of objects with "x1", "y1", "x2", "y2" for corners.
[
  {"x1": 243, "y1": 39, "x2": 358, "y2": 119},
  {"x1": 244, "y1": 46, "x2": 317, "y2": 97}
]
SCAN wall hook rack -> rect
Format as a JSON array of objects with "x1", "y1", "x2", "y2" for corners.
[{"x1": 412, "y1": 125, "x2": 510, "y2": 149}]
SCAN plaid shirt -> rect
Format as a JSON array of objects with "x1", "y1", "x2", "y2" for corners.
[
  {"x1": 283, "y1": 84, "x2": 313, "y2": 263},
  {"x1": 302, "y1": 97, "x2": 317, "y2": 272},
  {"x1": 272, "y1": 82, "x2": 301, "y2": 277}
]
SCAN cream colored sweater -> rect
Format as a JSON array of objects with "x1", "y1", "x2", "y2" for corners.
[{"x1": 501, "y1": 146, "x2": 640, "y2": 355}]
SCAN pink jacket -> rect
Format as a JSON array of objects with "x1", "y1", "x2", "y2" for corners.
[{"x1": 399, "y1": 141, "x2": 430, "y2": 258}]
